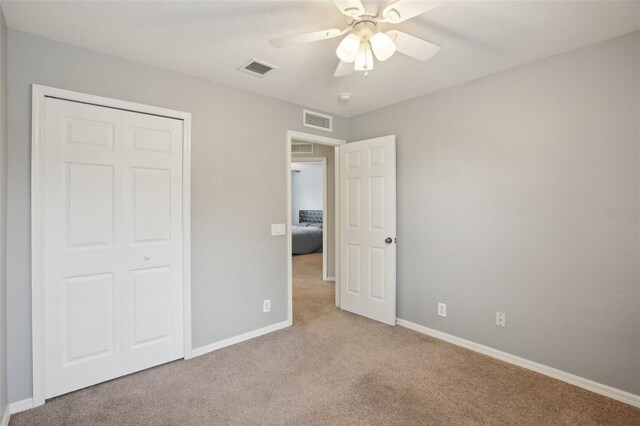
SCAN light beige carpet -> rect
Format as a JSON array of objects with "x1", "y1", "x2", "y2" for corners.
[{"x1": 12, "y1": 253, "x2": 640, "y2": 425}]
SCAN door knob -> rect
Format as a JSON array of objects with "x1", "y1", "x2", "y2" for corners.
[
  {"x1": 144, "y1": 255, "x2": 150, "y2": 261},
  {"x1": 385, "y1": 237, "x2": 393, "y2": 244}
]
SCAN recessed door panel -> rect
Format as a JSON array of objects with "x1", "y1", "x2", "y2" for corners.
[
  {"x1": 370, "y1": 248, "x2": 386, "y2": 301},
  {"x1": 369, "y1": 147, "x2": 385, "y2": 167},
  {"x1": 346, "y1": 244, "x2": 361, "y2": 294},
  {"x1": 133, "y1": 128, "x2": 172, "y2": 154},
  {"x1": 132, "y1": 168, "x2": 172, "y2": 244},
  {"x1": 66, "y1": 163, "x2": 114, "y2": 248},
  {"x1": 369, "y1": 176, "x2": 385, "y2": 231},
  {"x1": 66, "y1": 118, "x2": 115, "y2": 150},
  {"x1": 65, "y1": 273, "x2": 115, "y2": 363},
  {"x1": 347, "y1": 151, "x2": 360, "y2": 170},
  {"x1": 347, "y1": 178, "x2": 361, "y2": 228},
  {"x1": 131, "y1": 267, "x2": 171, "y2": 346}
]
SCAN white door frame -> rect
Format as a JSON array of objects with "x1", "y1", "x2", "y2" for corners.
[
  {"x1": 286, "y1": 131, "x2": 344, "y2": 323},
  {"x1": 290, "y1": 157, "x2": 327, "y2": 280},
  {"x1": 31, "y1": 85, "x2": 192, "y2": 407}
]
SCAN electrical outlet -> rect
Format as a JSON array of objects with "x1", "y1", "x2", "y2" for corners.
[
  {"x1": 263, "y1": 299, "x2": 271, "y2": 313},
  {"x1": 496, "y1": 312, "x2": 506, "y2": 327},
  {"x1": 438, "y1": 303, "x2": 447, "y2": 317}
]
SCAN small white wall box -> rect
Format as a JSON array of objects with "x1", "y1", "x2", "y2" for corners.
[{"x1": 271, "y1": 223, "x2": 286, "y2": 236}]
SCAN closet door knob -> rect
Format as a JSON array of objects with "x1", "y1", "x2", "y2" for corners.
[
  {"x1": 144, "y1": 255, "x2": 151, "y2": 261},
  {"x1": 385, "y1": 237, "x2": 392, "y2": 244}
]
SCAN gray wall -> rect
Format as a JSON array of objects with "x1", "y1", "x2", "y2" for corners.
[
  {"x1": 5, "y1": 24, "x2": 639, "y2": 403},
  {"x1": 292, "y1": 143, "x2": 336, "y2": 278},
  {"x1": 5, "y1": 29, "x2": 347, "y2": 402},
  {"x1": 291, "y1": 162, "x2": 323, "y2": 226},
  {"x1": 349, "y1": 31, "x2": 640, "y2": 395},
  {"x1": 0, "y1": 8, "x2": 7, "y2": 420}
]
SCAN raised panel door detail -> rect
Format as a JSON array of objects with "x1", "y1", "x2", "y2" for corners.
[
  {"x1": 346, "y1": 244, "x2": 361, "y2": 294},
  {"x1": 369, "y1": 147, "x2": 385, "y2": 167},
  {"x1": 66, "y1": 163, "x2": 114, "y2": 248},
  {"x1": 347, "y1": 178, "x2": 361, "y2": 228},
  {"x1": 346, "y1": 151, "x2": 361, "y2": 170},
  {"x1": 132, "y1": 168, "x2": 171, "y2": 243},
  {"x1": 370, "y1": 248, "x2": 386, "y2": 301},
  {"x1": 64, "y1": 273, "x2": 114, "y2": 363},
  {"x1": 131, "y1": 267, "x2": 171, "y2": 346},
  {"x1": 369, "y1": 176, "x2": 386, "y2": 230},
  {"x1": 66, "y1": 118, "x2": 114, "y2": 150},
  {"x1": 133, "y1": 128, "x2": 172, "y2": 154}
]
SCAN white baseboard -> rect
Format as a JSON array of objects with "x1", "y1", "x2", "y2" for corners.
[
  {"x1": 188, "y1": 320, "x2": 291, "y2": 359},
  {"x1": 9, "y1": 398, "x2": 34, "y2": 414},
  {"x1": 396, "y1": 318, "x2": 640, "y2": 409},
  {"x1": 326, "y1": 276, "x2": 336, "y2": 282},
  {"x1": 1, "y1": 405, "x2": 10, "y2": 426},
  {"x1": 10, "y1": 322, "x2": 292, "y2": 412}
]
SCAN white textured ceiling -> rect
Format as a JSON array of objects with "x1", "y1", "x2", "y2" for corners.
[{"x1": 2, "y1": 1, "x2": 639, "y2": 117}]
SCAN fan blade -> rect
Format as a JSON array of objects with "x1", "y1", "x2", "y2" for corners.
[
  {"x1": 386, "y1": 30, "x2": 440, "y2": 62},
  {"x1": 334, "y1": 0, "x2": 365, "y2": 17},
  {"x1": 334, "y1": 60, "x2": 353, "y2": 77},
  {"x1": 382, "y1": 1, "x2": 441, "y2": 23},
  {"x1": 270, "y1": 28, "x2": 343, "y2": 48}
]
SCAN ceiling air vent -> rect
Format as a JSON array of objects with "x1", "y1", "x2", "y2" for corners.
[
  {"x1": 303, "y1": 109, "x2": 332, "y2": 132},
  {"x1": 240, "y1": 58, "x2": 278, "y2": 77},
  {"x1": 291, "y1": 142, "x2": 314, "y2": 154}
]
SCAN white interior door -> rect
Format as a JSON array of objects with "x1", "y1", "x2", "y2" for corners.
[
  {"x1": 121, "y1": 112, "x2": 184, "y2": 374},
  {"x1": 339, "y1": 135, "x2": 396, "y2": 325},
  {"x1": 43, "y1": 97, "x2": 184, "y2": 398}
]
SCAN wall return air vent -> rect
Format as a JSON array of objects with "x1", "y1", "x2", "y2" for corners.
[
  {"x1": 239, "y1": 59, "x2": 278, "y2": 77},
  {"x1": 303, "y1": 109, "x2": 332, "y2": 132},
  {"x1": 291, "y1": 142, "x2": 314, "y2": 154}
]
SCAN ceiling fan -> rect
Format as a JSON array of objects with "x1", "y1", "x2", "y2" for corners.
[{"x1": 269, "y1": 0, "x2": 442, "y2": 77}]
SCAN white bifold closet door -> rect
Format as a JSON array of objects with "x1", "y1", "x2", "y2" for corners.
[{"x1": 43, "y1": 97, "x2": 184, "y2": 398}]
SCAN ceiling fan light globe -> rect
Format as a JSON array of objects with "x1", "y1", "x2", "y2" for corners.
[
  {"x1": 344, "y1": 7, "x2": 360, "y2": 17},
  {"x1": 370, "y1": 31, "x2": 396, "y2": 61},
  {"x1": 336, "y1": 33, "x2": 361, "y2": 63},
  {"x1": 354, "y1": 44, "x2": 374, "y2": 71}
]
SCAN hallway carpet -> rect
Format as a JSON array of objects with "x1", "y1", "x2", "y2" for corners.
[{"x1": 12, "y1": 253, "x2": 640, "y2": 425}]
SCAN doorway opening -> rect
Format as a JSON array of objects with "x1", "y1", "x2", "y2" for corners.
[
  {"x1": 286, "y1": 131, "x2": 344, "y2": 324},
  {"x1": 291, "y1": 159, "x2": 326, "y2": 276}
]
